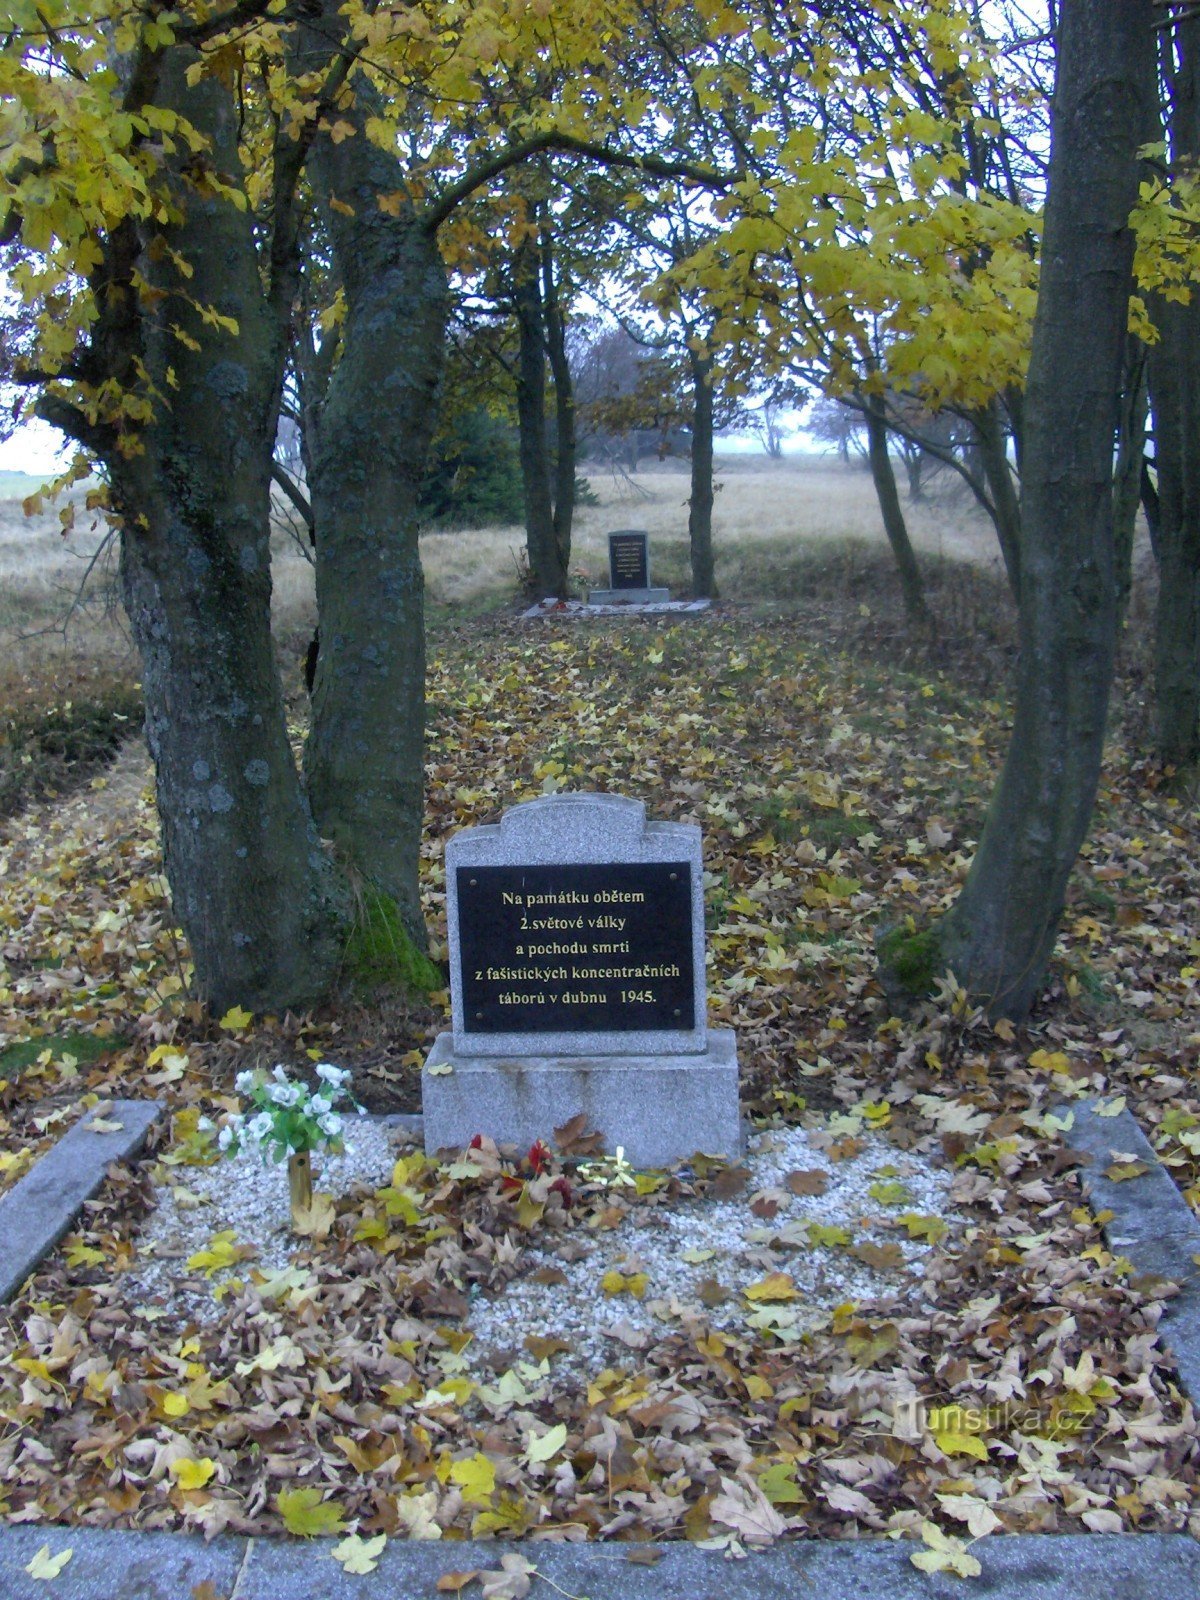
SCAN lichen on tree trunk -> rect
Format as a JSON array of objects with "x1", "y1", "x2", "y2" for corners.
[
  {"x1": 48, "y1": 49, "x2": 348, "y2": 1014},
  {"x1": 301, "y1": 66, "x2": 448, "y2": 949}
]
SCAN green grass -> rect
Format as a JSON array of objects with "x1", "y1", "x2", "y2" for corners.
[
  {"x1": 0, "y1": 1031, "x2": 129, "y2": 1081},
  {"x1": 756, "y1": 792, "x2": 875, "y2": 849}
]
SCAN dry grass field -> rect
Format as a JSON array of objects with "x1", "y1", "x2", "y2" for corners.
[
  {"x1": 0, "y1": 449, "x2": 1156, "y2": 815},
  {"x1": 0, "y1": 450, "x2": 1009, "y2": 664}
]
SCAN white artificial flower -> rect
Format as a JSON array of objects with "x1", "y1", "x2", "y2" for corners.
[
  {"x1": 217, "y1": 1124, "x2": 235, "y2": 1152},
  {"x1": 247, "y1": 1111, "x2": 274, "y2": 1144},
  {"x1": 310, "y1": 1094, "x2": 332, "y2": 1116},
  {"x1": 234, "y1": 1070, "x2": 256, "y2": 1095},
  {"x1": 317, "y1": 1112, "x2": 343, "y2": 1139},
  {"x1": 196, "y1": 1116, "x2": 215, "y2": 1133},
  {"x1": 269, "y1": 1082, "x2": 301, "y2": 1108},
  {"x1": 272, "y1": 1064, "x2": 291, "y2": 1085}
]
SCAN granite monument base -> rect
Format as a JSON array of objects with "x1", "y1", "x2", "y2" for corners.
[
  {"x1": 586, "y1": 586, "x2": 671, "y2": 606},
  {"x1": 422, "y1": 1029, "x2": 740, "y2": 1166}
]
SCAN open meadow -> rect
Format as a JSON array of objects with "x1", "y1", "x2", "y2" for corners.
[{"x1": 0, "y1": 452, "x2": 1196, "y2": 1549}]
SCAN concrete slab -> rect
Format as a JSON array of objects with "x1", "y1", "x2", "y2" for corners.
[
  {"x1": 0, "y1": 1099, "x2": 162, "y2": 1302},
  {"x1": 0, "y1": 1528, "x2": 1197, "y2": 1600},
  {"x1": 521, "y1": 599, "x2": 712, "y2": 619},
  {"x1": 422, "y1": 1028, "x2": 741, "y2": 1165},
  {"x1": 1068, "y1": 1100, "x2": 1200, "y2": 1399}
]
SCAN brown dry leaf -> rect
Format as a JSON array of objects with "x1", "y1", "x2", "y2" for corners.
[
  {"x1": 851, "y1": 1241, "x2": 904, "y2": 1270},
  {"x1": 436, "y1": 1574, "x2": 481, "y2": 1594},
  {"x1": 524, "y1": 1335, "x2": 571, "y2": 1360},
  {"x1": 625, "y1": 1547, "x2": 663, "y2": 1565},
  {"x1": 553, "y1": 1114, "x2": 603, "y2": 1155},
  {"x1": 290, "y1": 1193, "x2": 335, "y2": 1239},
  {"x1": 479, "y1": 1554, "x2": 536, "y2": 1599},
  {"x1": 712, "y1": 1165, "x2": 751, "y2": 1199},
  {"x1": 785, "y1": 1169, "x2": 829, "y2": 1196},
  {"x1": 710, "y1": 1477, "x2": 788, "y2": 1546}
]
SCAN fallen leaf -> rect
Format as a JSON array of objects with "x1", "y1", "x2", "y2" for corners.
[
  {"x1": 24, "y1": 1545, "x2": 73, "y2": 1580},
  {"x1": 276, "y1": 1486, "x2": 346, "y2": 1537},
  {"x1": 785, "y1": 1169, "x2": 829, "y2": 1196},
  {"x1": 332, "y1": 1533, "x2": 387, "y2": 1575}
]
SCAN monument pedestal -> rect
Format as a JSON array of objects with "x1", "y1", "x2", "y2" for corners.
[
  {"x1": 586, "y1": 586, "x2": 671, "y2": 606},
  {"x1": 422, "y1": 1029, "x2": 740, "y2": 1167}
]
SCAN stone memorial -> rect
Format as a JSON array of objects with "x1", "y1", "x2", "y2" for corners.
[
  {"x1": 587, "y1": 530, "x2": 670, "y2": 606},
  {"x1": 422, "y1": 793, "x2": 740, "y2": 1165}
]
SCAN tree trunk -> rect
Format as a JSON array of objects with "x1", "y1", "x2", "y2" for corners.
[
  {"x1": 541, "y1": 228, "x2": 576, "y2": 590},
  {"x1": 973, "y1": 397, "x2": 1023, "y2": 602},
  {"x1": 688, "y1": 348, "x2": 718, "y2": 598},
  {"x1": 515, "y1": 245, "x2": 566, "y2": 599},
  {"x1": 49, "y1": 51, "x2": 347, "y2": 1013},
  {"x1": 863, "y1": 392, "x2": 929, "y2": 625},
  {"x1": 1113, "y1": 336, "x2": 1149, "y2": 626},
  {"x1": 883, "y1": 0, "x2": 1153, "y2": 1021},
  {"x1": 301, "y1": 76, "x2": 448, "y2": 942},
  {"x1": 1147, "y1": 15, "x2": 1200, "y2": 771}
]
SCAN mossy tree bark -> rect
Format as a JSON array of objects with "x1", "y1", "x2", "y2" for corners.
[
  {"x1": 880, "y1": 0, "x2": 1154, "y2": 1021},
  {"x1": 688, "y1": 348, "x2": 718, "y2": 599},
  {"x1": 301, "y1": 71, "x2": 448, "y2": 946},
  {"x1": 1147, "y1": 14, "x2": 1200, "y2": 774},
  {"x1": 44, "y1": 50, "x2": 347, "y2": 1013},
  {"x1": 863, "y1": 392, "x2": 929, "y2": 625}
]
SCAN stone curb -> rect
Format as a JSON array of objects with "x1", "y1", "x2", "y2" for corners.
[
  {"x1": 1067, "y1": 1099, "x2": 1200, "y2": 1399},
  {"x1": 0, "y1": 1528, "x2": 1197, "y2": 1600},
  {"x1": 0, "y1": 1099, "x2": 163, "y2": 1302}
]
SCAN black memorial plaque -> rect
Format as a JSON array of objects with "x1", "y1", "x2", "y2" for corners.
[
  {"x1": 608, "y1": 530, "x2": 649, "y2": 590},
  {"x1": 457, "y1": 861, "x2": 693, "y2": 1034}
]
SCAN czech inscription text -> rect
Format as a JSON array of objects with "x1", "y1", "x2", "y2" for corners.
[{"x1": 457, "y1": 862, "x2": 694, "y2": 1033}]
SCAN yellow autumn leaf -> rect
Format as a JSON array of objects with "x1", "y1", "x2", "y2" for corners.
[
  {"x1": 333, "y1": 1532, "x2": 387, "y2": 1574},
  {"x1": 276, "y1": 1486, "x2": 347, "y2": 1537},
  {"x1": 1028, "y1": 1048, "x2": 1071, "y2": 1074},
  {"x1": 601, "y1": 1269, "x2": 649, "y2": 1298},
  {"x1": 219, "y1": 1005, "x2": 253, "y2": 1032},
  {"x1": 170, "y1": 1456, "x2": 216, "y2": 1489},
  {"x1": 161, "y1": 1392, "x2": 189, "y2": 1417},
  {"x1": 524, "y1": 1423, "x2": 567, "y2": 1464},
  {"x1": 449, "y1": 1452, "x2": 496, "y2": 1505},
  {"x1": 24, "y1": 1544, "x2": 73, "y2": 1580},
  {"x1": 187, "y1": 1229, "x2": 249, "y2": 1276},
  {"x1": 744, "y1": 1272, "x2": 800, "y2": 1302}
]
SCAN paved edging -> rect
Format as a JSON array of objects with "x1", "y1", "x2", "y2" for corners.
[
  {"x1": 0, "y1": 1526, "x2": 1196, "y2": 1600},
  {"x1": 1067, "y1": 1099, "x2": 1200, "y2": 1399},
  {"x1": 0, "y1": 1099, "x2": 163, "y2": 1302}
]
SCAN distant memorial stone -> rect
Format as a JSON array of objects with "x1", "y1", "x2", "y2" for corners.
[
  {"x1": 422, "y1": 794, "x2": 740, "y2": 1164},
  {"x1": 587, "y1": 530, "x2": 670, "y2": 606}
]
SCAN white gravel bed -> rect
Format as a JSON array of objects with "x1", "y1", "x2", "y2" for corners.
[
  {"x1": 122, "y1": 1119, "x2": 404, "y2": 1324},
  {"x1": 116, "y1": 1118, "x2": 954, "y2": 1362},
  {"x1": 466, "y1": 1125, "x2": 956, "y2": 1372}
]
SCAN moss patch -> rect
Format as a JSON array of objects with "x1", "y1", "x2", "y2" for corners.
[
  {"x1": 876, "y1": 923, "x2": 943, "y2": 1002},
  {"x1": 343, "y1": 887, "x2": 443, "y2": 997},
  {"x1": 0, "y1": 1031, "x2": 129, "y2": 1082}
]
